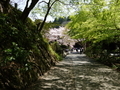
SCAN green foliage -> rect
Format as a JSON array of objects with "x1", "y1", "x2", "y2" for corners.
[
  {"x1": 67, "y1": 0, "x2": 120, "y2": 67},
  {"x1": 1, "y1": 42, "x2": 29, "y2": 65},
  {"x1": 0, "y1": 13, "x2": 33, "y2": 69},
  {"x1": 49, "y1": 41, "x2": 64, "y2": 59},
  {"x1": 67, "y1": 0, "x2": 120, "y2": 44},
  {"x1": 52, "y1": 17, "x2": 70, "y2": 28},
  {"x1": 0, "y1": 1, "x2": 67, "y2": 89},
  {"x1": 31, "y1": 0, "x2": 85, "y2": 21}
]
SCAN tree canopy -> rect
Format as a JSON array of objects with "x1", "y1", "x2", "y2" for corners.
[
  {"x1": 66, "y1": 0, "x2": 120, "y2": 69},
  {"x1": 67, "y1": 0, "x2": 120, "y2": 44}
]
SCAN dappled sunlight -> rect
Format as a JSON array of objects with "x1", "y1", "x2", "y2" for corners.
[
  {"x1": 26, "y1": 53, "x2": 120, "y2": 90},
  {"x1": 67, "y1": 53, "x2": 86, "y2": 57},
  {"x1": 41, "y1": 75, "x2": 60, "y2": 81},
  {"x1": 97, "y1": 68, "x2": 113, "y2": 72},
  {"x1": 73, "y1": 60, "x2": 91, "y2": 65}
]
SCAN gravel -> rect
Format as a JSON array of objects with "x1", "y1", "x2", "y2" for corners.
[{"x1": 26, "y1": 53, "x2": 120, "y2": 90}]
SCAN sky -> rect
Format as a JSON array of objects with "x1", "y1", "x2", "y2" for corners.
[{"x1": 10, "y1": 0, "x2": 54, "y2": 21}]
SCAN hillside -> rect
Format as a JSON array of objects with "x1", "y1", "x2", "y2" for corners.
[{"x1": 0, "y1": 1, "x2": 59, "y2": 90}]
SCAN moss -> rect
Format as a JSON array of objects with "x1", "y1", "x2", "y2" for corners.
[{"x1": 0, "y1": 3, "x2": 58, "y2": 90}]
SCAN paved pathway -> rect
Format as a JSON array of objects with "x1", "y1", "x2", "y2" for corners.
[{"x1": 26, "y1": 53, "x2": 120, "y2": 90}]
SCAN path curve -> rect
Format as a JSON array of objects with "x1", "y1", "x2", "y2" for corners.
[{"x1": 26, "y1": 53, "x2": 120, "y2": 90}]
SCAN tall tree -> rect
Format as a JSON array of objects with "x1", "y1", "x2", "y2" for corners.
[
  {"x1": 67, "y1": 0, "x2": 120, "y2": 44},
  {"x1": 20, "y1": 0, "x2": 85, "y2": 33},
  {"x1": 0, "y1": 0, "x2": 10, "y2": 13},
  {"x1": 21, "y1": 0, "x2": 39, "y2": 22}
]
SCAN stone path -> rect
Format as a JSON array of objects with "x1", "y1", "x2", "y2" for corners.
[{"x1": 26, "y1": 53, "x2": 120, "y2": 90}]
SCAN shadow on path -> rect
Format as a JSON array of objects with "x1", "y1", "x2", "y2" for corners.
[{"x1": 26, "y1": 53, "x2": 120, "y2": 90}]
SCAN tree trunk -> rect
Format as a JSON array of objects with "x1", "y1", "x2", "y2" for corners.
[
  {"x1": 0, "y1": 0, "x2": 10, "y2": 13},
  {"x1": 21, "y1": 0, "x2": 39, "y2": 22},
  {"x1": 38, "y1": 7, "x2": 51, "y2": 32},
  {"x1": 38, "y1": 0, "x2": 57, "y2": 33}
]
